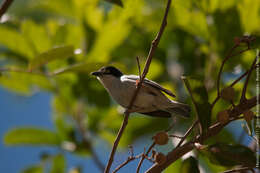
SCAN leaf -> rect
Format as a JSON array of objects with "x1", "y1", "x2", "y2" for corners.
[
  {"x1": 28, "y1": 45, "x2": 74, "y2": 71},
  {"x1": 238, "y1": 0, "x2": 260, "y2": 33},
  {"x1": 50, "y1": 154, "x2": 66, "y2": 173},
  {"x1": 51, "y1": 62, "x2": 106, "y2": 75},
  {"x1": 0, "y1": 71, "x2": 53, "y2": 95},
  {"x1": 21, "y1": 20, "x2": 51, "y2": 54},
  {"x1": 104, "y1": 0, "x2": 123, "y2": 7},
  {"x1": 201, "y1": 143, "x2": 256, "y2": 167},
  {"x1": 180, "y1": 156, "x2": 200, "y2": 173},
  {"x1": 4, "y1": 127, "x2": 61, "y2": 146},
  {"x1": 22, "y1": 165, "x2": 43, "y2": 173},
  {"x1": 182, "y1": 76, "x2": 211, "y2": 135},
  {"x1": 0, "y1": 26, "x2": 34, "y2": 59}
]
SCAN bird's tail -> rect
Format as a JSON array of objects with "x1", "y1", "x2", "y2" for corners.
[{"x1": 166, "y1": 101, "x2": 191, "y2": 118}]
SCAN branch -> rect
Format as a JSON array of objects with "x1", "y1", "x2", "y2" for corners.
[
  {"x1": 104, "y1": 0, "x2": 172, "y2": 172},
  {"x1": 136, "y1": 142, "x2": 156, "y2": 173},
  {"x1": 145, "y1": 95, "x2": 258, "y2": 173},
  {"x1": 0, "y1": 0, "x2": 13, "y2": 19},
  {"x1": 213, "y1": 36, "x2": 255, "y2": 108},
  {"x1": 176, "y1": 120, "x2": 199, "y2": 148},
  {"x1": 112, "y1": 146, "x2": 142, "y2": 173},
  {"x1": 112, "y1": 154, "x2": 143, "y2": 173},
  {"x1": 216, "y1": 44, "x2": 238, "y2": 96},
  {"x1": 240, "y1": 50, "x2": 258, "y2": 102}
]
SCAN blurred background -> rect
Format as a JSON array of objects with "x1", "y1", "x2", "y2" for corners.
[{"x1": 0, "y1": 0, "x2": 259, "y2": 172}]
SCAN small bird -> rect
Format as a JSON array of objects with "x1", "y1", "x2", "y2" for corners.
[{"x1": 91, "y1": 66, "x2": 190, "y2": 118}]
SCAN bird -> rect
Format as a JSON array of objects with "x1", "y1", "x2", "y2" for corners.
[{"x1": 91, "y1": 66, "x2": 191, "y2": 118}]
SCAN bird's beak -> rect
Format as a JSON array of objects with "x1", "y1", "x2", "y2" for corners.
[{"x1": 91, "y1": 71, "x2": 103, "y2": 76}]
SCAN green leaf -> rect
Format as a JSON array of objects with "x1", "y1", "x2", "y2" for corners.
[
  {"x1": 28, "y1": 45, "x2": 74, "y2": 71},
  {"x1": 0, "y1": 71, "x2": 53, "y2": 95},
  {"x1": 22, "y1": 165, "x2": 43, "y2": 173},
  {"x1": 51, "y1": 62, "x2": 106, "y2": 75},
  {"x1": 50, "y1": 154, "x2": 66, "y2": 173},
  {"x1": 182, "y1": 76, "x2": 211, "y2": 135},
  {"x1": 104, "y1": 0, "x2": 123, "y2": 7},
  {"x1": 4, "y1": 127, "x2": 61, "y2": 146},
  {"x1": 201, "y1": 143, "x2": 256, "y2": 167},
  {"x1": 0, "y1": 26, "x2": 34, "y2": 59},
  {"x1": 180, "y1": 156, "x2": 200, "y2": 173},
  {"x1": 238, "y1": 0, "x2": 260, "y2": 33},
  {"x1": 21, "y1": 20, "x2": 51, "y2": 54}
]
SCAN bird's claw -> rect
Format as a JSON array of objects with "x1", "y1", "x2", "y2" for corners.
[{"x1": 135, "y1": 79, "x2": 140, "y2": 88}]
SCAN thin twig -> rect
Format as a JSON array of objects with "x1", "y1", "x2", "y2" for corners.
[
  {"x1": 176, "y1": 120, "x2": 199, "y2": 148},
  {"x1": 136, "y1": 56, "x2": 142, "y2": 79},
  {"x1": 211, "y1": 52, "x2": 258, "y2": 109},
  {"x1": 104, "y1": 0, "x2": 172, "y2": 172},
  {"x1": 220, "y1": 166, "x2": 255, "y2": 173},
  {"x1": 112, "y1": 154, "x2": 143, "y2": 173},
  {"x1": 169, "y1": 134, "x2": 182, "y2": 139},
  {"x1": 240, "y1": 51, "x2": 258, "y2": 102},
  {"x1": 136, "y1": 142, "x2": 156, "y2": 173},
  {"x1": 0, "y1": 0, "x2": 13, "y2": 19},
  {"x1": 216, "y1": 44, "x2": 239, "y2": 96}
]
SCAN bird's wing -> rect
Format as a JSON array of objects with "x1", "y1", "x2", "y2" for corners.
[{"x1": 124, "y1": 75, "x2": 176, "y2": 98}]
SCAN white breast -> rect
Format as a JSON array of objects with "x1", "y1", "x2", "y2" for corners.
[{"x1": 98, "y1": 75, "x2": 134, "y2": 107}]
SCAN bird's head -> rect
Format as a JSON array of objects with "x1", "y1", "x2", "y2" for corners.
[{"x1": 91, "y1": 66, "x2": 123, "y2": 78}]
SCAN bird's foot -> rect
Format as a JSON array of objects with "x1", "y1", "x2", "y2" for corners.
[{"x1": 135, "y1": 79, "x2": 140, "y2": 88}]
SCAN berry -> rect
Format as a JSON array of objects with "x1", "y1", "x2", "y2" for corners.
[{"x1": 152, "y1": 132, "x2": 169, "y2": 145}]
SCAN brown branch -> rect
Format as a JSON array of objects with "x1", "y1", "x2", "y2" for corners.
[
  {"x1": 213, "y1": 37, "x2": 254, "y2": 109},
  {"x1": 216, "y1": 44, "x2": 239, "y2": 96},
  {"x1": 0, "y1": 0, "x2": 13, "y2": 19},
  {"x1": 220, "y1": 166, "x2": 255, "y2": 173},
  {"x1": 136, "y1": 56, "x2": 142, "y2": 79},
  {"x1": 169, "y1": 134, "x2": 182, "y2": 139},
  {"x1": 112, "y1": 154, "x2": 143, "y2": 173},
  {"x1": 104, "y1": 0, "x2": 172, "y2": 172},
  {"x1": 136, "y1": 142, "x2": 156, "y2": 173},
  {"x1": 211, "y1": 54, "x2": 258, "y2": 109},
  {"x1": 104, "y1": 113, "x2": 130, "y2": 173},
  {"x1": 176, "y1": 120, "x2": 199, "y2": 148},
  {"x1": 240, "y1": 51, "x2": 258, "y2": 102},
  {"x1": 145, "y1": 95, "x2": 258, "y2": 173}
]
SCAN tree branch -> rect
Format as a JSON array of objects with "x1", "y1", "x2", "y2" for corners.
[
  {"x1": 212, "y1": 36, "x2": 255, "y2": 108},
  {"x1": 240, "y1": 51, "x2": 258, "y2": 102},
  {"x1": 0, "y1": 0, "x2": 13, "y2": 19},
  {"x1": 136, "y1": 142, "x2": 156, "y2": 173},
  {"x1": 176, "y1": 120, "x2": 199, "y2": 148},
  {"x1": 216, "y1": 44, "x2": 239, "y2": 96},
  {"x1": 104, "y1": 0, "x2": 172, "y2": 172},
  {"x1": 145, "y1": 95, "x2": 258, "y2": 173}
]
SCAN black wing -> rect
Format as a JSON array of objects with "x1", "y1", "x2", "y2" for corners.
[{"x1": 125, "y1": 75, "x2": 176, "y2": 98}]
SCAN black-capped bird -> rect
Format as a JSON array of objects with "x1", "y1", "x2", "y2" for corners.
[{"x1": 91, "y1": 66, "x2": 190, "y2": 118}]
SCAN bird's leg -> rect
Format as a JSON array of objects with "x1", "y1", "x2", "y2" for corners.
[{"x1": 135, "y1": 79, "x2": 140, "y2": 88}]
